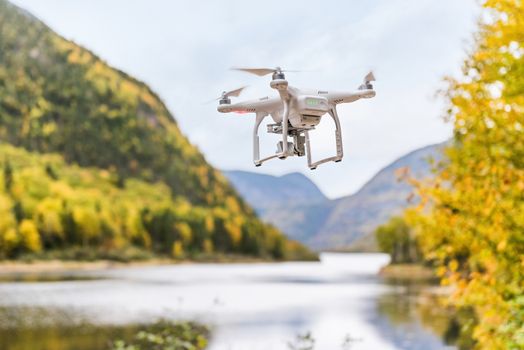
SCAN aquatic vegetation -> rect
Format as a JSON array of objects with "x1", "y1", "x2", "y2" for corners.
[{"x1": 110, "y1": 320, "x2": 209, "y2": 350}]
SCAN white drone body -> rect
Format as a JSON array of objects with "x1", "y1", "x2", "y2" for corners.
[{"x1": 217, "y1": 67, "x2": 376, "y2": 169}]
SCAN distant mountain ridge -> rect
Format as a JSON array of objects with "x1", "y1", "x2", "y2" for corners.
[
  {"x1": 224, "y1": 143, "x2": 444, "y2": 251},
  {"x1": 224, "y1": 171, "x2": 327, "y2": 214}
]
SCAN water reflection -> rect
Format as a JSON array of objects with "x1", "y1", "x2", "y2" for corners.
[{"x1": 0, "y1": 254, "x2": 469, "y2": 350}]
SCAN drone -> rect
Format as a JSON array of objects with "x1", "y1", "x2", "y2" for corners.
[{"x1": 216, "y1": 67, "x2": 376, "y2": 170}]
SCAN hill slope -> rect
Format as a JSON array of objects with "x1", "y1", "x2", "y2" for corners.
[
  {"x1": 223, "y1": 171, "x2": 327, "y2": 214},
  {"x1": 312, "y1": 143, "x2": 443, "y2": 249},
  {"x1": 0, "y1": 0, "x2": 313, "y2": 260},
  {"x1": 0, "y1": 0, "x2": 239, "y2": 208},
  {"x1": 224, "y1": 143, "x2": 443, "y2": 250}
]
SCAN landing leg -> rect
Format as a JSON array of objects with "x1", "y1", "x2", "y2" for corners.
[
  {"x1": 306, "y1": 107, "x2": 344, "y2": 169},
  {"x1": 253, "y1": 112, "x2": 267, "y2": 166},
  {"x1": 278, "y1": 99, "x2": 290, "y2": 159},
  {"x1": 253, "y1": 112, "x2": 282, "y2": 166}
]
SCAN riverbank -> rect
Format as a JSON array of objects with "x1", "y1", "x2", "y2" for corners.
[
  {"x1": 378, "y1": 263, "x2": 437, "y2": 281},
  {"x1": 0, "y1": 254, "x2": 298, "y2": 277}
]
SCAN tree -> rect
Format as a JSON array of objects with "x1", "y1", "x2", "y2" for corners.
[
  {"x1": 18, "y1": 219, "x2": 42, "y2": 253},
  {"x1": 3, "y1": 159, "x2": 13, "y2": 191},
  {"x1": 408, "y1": 1, "x2": 524, "y2": 348},
  {"x1": 375, "y1": 216, "x2": 420, "y2": 264}
]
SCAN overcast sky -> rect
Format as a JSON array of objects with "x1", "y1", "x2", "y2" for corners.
[{"x1": 12, "y1": 0, "x2": 479, "y2": 198}]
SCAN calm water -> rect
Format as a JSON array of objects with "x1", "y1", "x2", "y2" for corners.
[{"x1": 0, "y1": 253, "x2": 458, "y2": 350}]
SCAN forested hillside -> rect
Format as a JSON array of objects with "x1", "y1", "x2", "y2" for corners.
[
  {"x1": 0, "y1": 0, "x2": 314, "y2": 261},
  {"x1": 0, "y1": 0, "x2": 237, "y2": 207},
  {"x1": 0, "y1": 144, "x2": 313, "y2": 260}
]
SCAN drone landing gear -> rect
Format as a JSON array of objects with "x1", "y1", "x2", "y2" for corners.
[
  {"x1": 253, "y1": 100, "x2": 292, "y2": 166},
  {"x1": 253, "y1": 113, "x2": 281, "y2": 166},
  {"x1": 305, "y1": 107, "x2": 344, "y2": 170},
  {"x1": 253, "y1": 106, "x2": 344, "y2": 170}
]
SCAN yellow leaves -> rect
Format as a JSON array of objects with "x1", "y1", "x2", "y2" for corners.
[
  {"x1": 437, "y1": 266, "x2": 447, "y2": 278},
  {"x1": 204, "y1": 216, "x2": 214, "y2": 234},
  {"x1": 34, "y1": 198, "x2": 64, "y2": 239},
  {"x1": 2, "y1": 228, "x2": 19, "y2": 254},
  {"x1": 72, "y1": 207, "x2": 101, "y2": 240},
  {"x1": 42, "y1": 122, "x2": 57, "y2": 136},
  {"x1": 174, "y1": 222, "x2": 192, "y2": 245},
  {"x1": 67, "y1": 46, "x2": 92, "y2": 65},
  {"x1": 18, "y1": 219, "x2": 41, "y2": 253},
  {"x1": 140, "y1": 91, "x2": 158, "y2": 110},
  {"x1": 225, "y1": 220, "x2": 242, "y2": 247},
  {"x1": 449, "y1": 259, "x2": 459, "y2": 272},
  {"x1": 172, "y1": 241, "x2": 184, "y2": 259},
  {"x1": 224, "y1": 196, "x2": 241, "y2": 213},
  {"x1": 202, "y1": 239, "x2": 213, "y2": 254},
  {"x1": 406, "y1": 1, "x2": 524, "y2": 347},
  {"x1": 496, "y1": 239, "x2": 507, "y2": 252}
]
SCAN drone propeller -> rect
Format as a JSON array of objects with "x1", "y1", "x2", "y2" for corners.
[
  {"x1": 360, "y1": 71, "x2": 376, "y2": 90},
  {"x1": 364, "y1": 71, "x2": 376, "y2": 83},
  {"x1": 220, "y1": 86, "x2": 247, "y2": 98},
  {"x1": 231, "y1": 66, "x2": 301, "y2": 77},
  {"x1": 205, "y1": 86, "x2": 247, "y2": 104}
]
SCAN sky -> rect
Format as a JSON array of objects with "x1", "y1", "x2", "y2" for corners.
[{"x1": 11, "y1": 0, "x2": 480, "y2": 198}]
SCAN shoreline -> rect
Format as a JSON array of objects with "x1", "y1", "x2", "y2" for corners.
[
  {"x1": 0, "y1": 259, "x2": 173, "y2": 276},
  {"x1": 378, "y1": 263, "x2": 437, "y2": 281},
  {"x1": 0, "y1": 255, "x2": 290, "y2": 276}
]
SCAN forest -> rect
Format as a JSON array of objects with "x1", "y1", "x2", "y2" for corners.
[
  {"x1": 0, "y1": 143, "x2": 314, "y2": 260},
  {"x1": 0, "y1": 0, "x2": 314, "y2": 261}
]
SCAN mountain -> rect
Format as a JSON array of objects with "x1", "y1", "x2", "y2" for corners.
[
  {"x1": 0, "y1": 0, "x2": 314, "y2": 261},
  {"x1": 224, "y1": 171, "x2": 332, "y2": 244},
  {"x1": 223, "y1": 171, "x2": 327, "y2": 214},
  {"x1": 224, "y1": 143, "x2": 444, "y2": 251},
  {"x1": 313, "y1": 143, "x2": 443, "y2": 250}
]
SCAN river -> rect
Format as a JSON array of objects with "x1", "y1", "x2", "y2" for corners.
[{"x1": 0, "y1": 253, "x2": 459, "y2": 350}]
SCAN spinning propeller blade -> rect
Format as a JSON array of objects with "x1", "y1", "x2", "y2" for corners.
[
  {"x1": 223, "y1": 86, "x2": 247, "y2": 98},
  {"x1": 231, "y1": 66, "x2": 302, "y2": 76},
  {"x1": 364, "y1": 71, "x2": 376, "y2": 83},
  {"x1": 231, "y1": 67, "x2": 276, "y2": 76},
  {"x1": 204, "y1": 86, "x2": 247, "y2": 104}
]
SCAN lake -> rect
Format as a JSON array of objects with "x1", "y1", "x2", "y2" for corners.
[{"x1": 0, "y1": 253, "x2": 459, "y2": 350}]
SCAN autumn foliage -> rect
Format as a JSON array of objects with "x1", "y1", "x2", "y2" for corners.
[
  {"x1": 407, "y1": 1, "x2": 524, "y2": 348},
  {"x1": 0, "y1": 1, "x2": 314, "y2": 262}
]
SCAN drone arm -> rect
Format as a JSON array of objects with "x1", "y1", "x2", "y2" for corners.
[{"x1": 327, "y1": 89, "x2": 376, "y2": 105}]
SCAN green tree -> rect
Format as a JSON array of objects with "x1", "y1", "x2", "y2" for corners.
[
  {"x1": 3, "y1": 159, "x2": 12, "y2": 191},
  {"x1": 375, "y1": 216, "x2": 420, "y2": 264}
]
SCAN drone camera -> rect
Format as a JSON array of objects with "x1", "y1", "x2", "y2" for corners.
[{"x1": 277, "y1": 141, "x2": 294, "y2": 158}]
